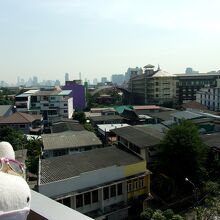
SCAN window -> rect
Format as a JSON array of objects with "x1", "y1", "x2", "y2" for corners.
[
  {"x1": 84, "y1": 192, "x2": 91, "y2": 205},
  {"x1": 117, "y1": 183, "x2": 123, "y2": 195},
  {"x1": 110, "y1": 185, "x2": 116, "y2": 197},
  {"x1": 63, "y1": 197, "x2": 71, "y2": 207},
  {"x1": 64, "y1": 110, "x2": 68, "y2": 113},
  {"x1": 103, "y1": 187, "x2": 109, "y2": 200},
  {"x1": 64, "y1": 103, "x2": 67, "y2": 106},
  {"x1": 19, "y1": 124, "x2": 25, "y2": 128},
  {"x1": 134, "y1": 180, "x2": 138, "y2": 190},
  {"x1": 127, "y1": 181, "x2": 132, "y2": 192},
  {"x1": 139, "y1": 178, "x2": 145, "y2": 188},
  {"x1": 92, "y1": 190, "x2": 98, "y2": 203},
  {"x1": 76, "y1": 194, "x2": 83, "y2": 208}
]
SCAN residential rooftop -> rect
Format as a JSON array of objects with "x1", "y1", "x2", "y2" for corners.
[
  {"x1": 111, "y1": 126, "x2": 161, "y2": 148},
  {"x1": 89, "y1": 115, "x2": 123, "y2": 122},
  {"x1": 42, "y1": 131, "x2": 102, "y2": 150},
  {"x1": 0, "y1": 112, "x2": 42, "y2": 124},
  {"x1": 0, "y1": 105, "x2": 12, "y2": 117},
  {"x1": 40, "y1": 146, "x2": 143, "y2": 184},
  {"x1": 97, "y1": 123, "x2": 130, "y2": 133},
  {"x1": 201, "y1": 132, "x2": 220, "y2": 149}
]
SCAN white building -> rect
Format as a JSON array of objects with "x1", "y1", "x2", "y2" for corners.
[
  {"x1": 15, "y1": 89, "x2": 74, "y2": 122},
  {"x1": 196, "y1": 87, "x2": 220, "y2": 111},
  {"x1": 38, "y1": 146, "x2": 151, "y2": 220}
]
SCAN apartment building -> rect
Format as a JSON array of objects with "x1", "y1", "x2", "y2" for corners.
[
  {"x1": 15, "y1": 88, "x2": 74, "y2": 123},
  {"x1": 176, "y1": 73, "x2": 220, "y2": 104},
  {"x1": 128, "y1": 65, "x2": 176, "y2": 105},
  {"x1": 38, "y1": 146, "x2": 151, "y2": 220},
  {"x1": 196, "y1": 87, "x2": 220, "y2": 111},
  {"x1": 128, "y1": 65, "x2": 220, "y2": 105}
]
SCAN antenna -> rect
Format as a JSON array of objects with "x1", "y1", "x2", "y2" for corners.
[{"x1": 79, "y1": 72, "x2": 81, "y2": 80}]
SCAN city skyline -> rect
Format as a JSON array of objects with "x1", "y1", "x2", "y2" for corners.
[{"x1": 1, "y1": 0, "x2": 220, "y2": 84}]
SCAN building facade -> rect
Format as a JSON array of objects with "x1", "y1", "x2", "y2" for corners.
[
  {"x1": 38, "y1": 146, "x2": 151, "y2": 220},
  {"x1": 176, "y1": 73, "x2": 220, "y2": 104},
  {"x1": 15, "y1": 89, "x2": 74, "y2": 123},
  {"x1": 62, "y1": 81, "x2": 86, "y2": 110},
  {"x1": 196, "y1": 87, "x2": 220, "y2": 111},
  {"x1": 128, "y1": 65, "x2": 176, "y2": 105}
]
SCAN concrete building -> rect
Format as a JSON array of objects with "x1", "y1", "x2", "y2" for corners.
[
  {"x1": 111, "y1": 74, "x2": 125, "y2": 85},
  {"x1": 196, "y1": 87, "x2": 220, "y2": 111},
  {"x1": 65, "y1": 73, "x2": 69, "y2": 82},
  {"x1": 62, "y1": 81, "x2": 86, "y2": 110},
  {"x1": 16, "y1": 88, "x2": 74, "y2": 123},
  {"x1": 38, "y1": 146, "x2": 151, "y2": 220},
  {"x1": 101, "y1": 77, "x2": 108, "y2": 84},
  {"x1": 128, "y1": 65, "x2": 176, "y2": 105},
  {"x1": 125, "y1": 67, "x2": 143, "y2": 82},
  {"x1": 176, "y1": 73, "x2": 220, "y2": 104}
]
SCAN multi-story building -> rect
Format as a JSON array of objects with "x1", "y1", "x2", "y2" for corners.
[
  {"x1": 15, "y1": 88, "x2": 74, "y2": 123},
  {"x1": 62, "y1": 81, "x2": 86, "y2": 110},
  {"x1": 101, "y1": 77, "x2": 108, "y2": 84},
  {"x1": 128, "y1": 65, "x2": 176, "y2": 105},
  {"x1": 125, "y1": 67, "x2": 143, "y2": 82},
  {"x1": 111, "y1": 74, "x2": 125, "y2": 85},
  {"x1": 196, "y1": 87, "x2": 220, "y2": 111},
  {"x1": 38, "y1": 146, "x2": 151, "y2": 220},
  {"x1": 176, "y1": 73, "x2": 220, "y2": 104},
  {"x1": 128, "y1": 65, "x2": 220, "y2": 105}
]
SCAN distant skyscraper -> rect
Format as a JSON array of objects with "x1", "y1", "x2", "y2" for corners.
[
  {"x1": 111, "y1": 74, "x2": 125, "y2": 85},
  {"x1": 33, "y1": 76, "x2": 38, "y2": 86},
  {"x1": 125, "y1": 67, "x2": 142, "y2": 82},
  {"x1": 93, "y1": 78, "x2": 98, "y2": 85},
  {"x1": 65, "y1": 73, "x2": 69, "y2": 82},
  {"x1": 185, "y1": 67, "x2": 199, "y2": 74},
  {"x1": 101, "y1": 77, "x2": 107, "y2": 84}
]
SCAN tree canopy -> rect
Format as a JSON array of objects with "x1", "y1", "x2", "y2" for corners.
[
  {"x1": 72, "y1": 111, "x2": 86, "y2": 124},
  {"x1": 157, "y1": 120, "x2": 208, "y2": 183},
  {"x1": 0, "y1": 126, "x2": 26, "y2": 151}
]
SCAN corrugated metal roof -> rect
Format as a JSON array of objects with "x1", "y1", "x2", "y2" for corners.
[
  {"x1": 111, "y1": 126, "x2": 161, "y2": 148},
  {"x1": 40, "y1": 146, "x2": 143, "y2": 184},
  {"x1": 58, "y1": 90, "x2": 72, "y2": 96},
  {"x1": 89, "y1": 115, "x2": 123, "y2": 122},
  {"x1": 42, "y1": 131, "x2": 102, "y2": 150},
  {"x1": 0, "y1": 105, "x2": 12, "y2": 116},
  {"x1": 171, "y1": 110, "x2": 203, "y2": 120}
]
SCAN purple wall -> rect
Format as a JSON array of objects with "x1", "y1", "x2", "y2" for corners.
[{"x1": 62, "y1": 84, "x2": 86, "y2": 110}]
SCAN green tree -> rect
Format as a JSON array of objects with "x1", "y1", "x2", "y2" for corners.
[
  {"x1": 26, "y1": 138, "x2": 42, "y2": 174},
  {"x1": 83, "y1": 123, "x2": 95, "y2": 132},
  {"x1": 171, "y1": 214, "x2": 184, "y2": 220},
  {"x1": 157, "y1": 120, "x2": 208, "y2": 183},
  {"x1": 151, "y1": 210, "x2": 166, "y2": 220},
  {"x1": 140, "y1": 208, "x2": 154, "y2": 220},
  {"x1": 163, "y1": 209, "x2": 174, "y2": 219},
  {"x1": 72, "y1": 111, "x2": 86, "y2": 124},
  {"x1": 0, "y1": 126, "x2": 26, "y2": 151}
]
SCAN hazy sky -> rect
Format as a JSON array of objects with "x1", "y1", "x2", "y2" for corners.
[{"x1": 1, "y1": 0, "x2": 220, "y2": 84}]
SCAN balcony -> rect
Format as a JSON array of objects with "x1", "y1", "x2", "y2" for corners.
[{"x1": 28, "y1": 190, "x2": 93, "y2": 220}]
